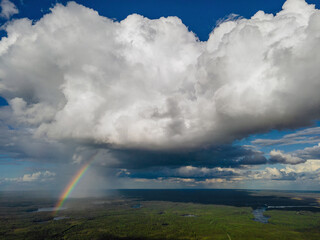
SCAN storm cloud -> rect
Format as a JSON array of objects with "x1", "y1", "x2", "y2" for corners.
[
  {"x1": 1, "y1": 0, "x2": 320, "y2": 153},
  {"x1": 99, "y1": 145, "x2": 267, "y2": 169},
  {"x1": 1, "y1": 0, "x2": 320, "y2": 191}
]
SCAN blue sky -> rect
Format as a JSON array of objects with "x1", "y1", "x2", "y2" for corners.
[
  {"x1": 1, "y1": 0, "x2": 320, "y2": 192},
  {"x1": 234, "y1": 121, "x2": 320, "y2": 153}
]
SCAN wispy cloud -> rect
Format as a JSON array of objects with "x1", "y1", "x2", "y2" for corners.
[
  {"x1": 252, "y1": 127, "x2": 320, "y2": 146},
  {"x1": 0, "y1": 0, "x2": 18, "y2": 19}
]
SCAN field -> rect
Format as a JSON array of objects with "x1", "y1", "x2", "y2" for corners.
[{"x1": 1, "y1": 190, "x2": 320, "y2": 240}]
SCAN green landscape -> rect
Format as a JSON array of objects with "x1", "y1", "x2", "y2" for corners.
[{"x1": 1, "y1": 190, "x2": 320, "y2": 240}]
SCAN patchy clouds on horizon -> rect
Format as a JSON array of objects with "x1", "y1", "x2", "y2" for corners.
[{"x1": 1, "y1": 0, "x2": 320, "y2": 191}]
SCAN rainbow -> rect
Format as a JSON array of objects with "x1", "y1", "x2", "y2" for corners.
[{"x1": 53, "y1": 153, "x2": 97, "y2": 214}]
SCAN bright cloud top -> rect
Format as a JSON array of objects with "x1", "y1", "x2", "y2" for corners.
[{"x1": 1, "y1": 0, "x2": 320, "y2": 151}]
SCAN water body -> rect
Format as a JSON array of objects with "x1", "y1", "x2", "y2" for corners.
[
  {"x1": 268, "y1": 205, "x2": 316, "y2": 209},
  {"x1": 252, "y1": 208, "x2": 269, "y2": 224},
  {"x1": 53, "y1": 216, "x2": 69, "y2": 221},
  {"x1": 36, "y1": 216, "x2": 69, "y2": 223},
  {"x1": 116, "y1": 189, "x2": 320, "y2": 209},
  {"x1": 36, "y1": 207, "x2": 67, "y2": 212},
  {"x1": 92, "y1": 201, "x2": 110, "y2": 205}
]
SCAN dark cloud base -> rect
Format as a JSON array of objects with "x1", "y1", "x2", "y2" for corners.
[{"x1": 107, "y1": 145, "x2": 266, "y2": 169}]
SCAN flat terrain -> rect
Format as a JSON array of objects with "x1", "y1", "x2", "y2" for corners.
[{"x1": 1, "y1": 189, "x2": 320, "y2": 240}]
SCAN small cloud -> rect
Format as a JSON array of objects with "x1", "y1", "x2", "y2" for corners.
[
  {"x1": 203, "y1": 178, "x2": 226, "y2": 184},
  {"x1": 269, "y1": 149, "x2": 304, "y2": 165},
  {"x1": 4, "y1": 170, "x2": 56, "y2": 182},
  {"x1": 116, "y1": 168, "x2": 130, "y2": 177},
  {"x1": 249, "y1": 167, "x2": 297, "y2": 181},
  {"x1": 0, "y1": 0, "x2": 18, "y2": 19},
  {"x1": 216, "y1": 13, "x2": 242, "y2": 27}
]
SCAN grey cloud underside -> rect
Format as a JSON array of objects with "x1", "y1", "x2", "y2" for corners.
[
  {"x1": 0, "y1": 107, "x2": 75, "y2": 163},
  {"x1": 102, "y1": 145, "x2": 267, "y2": 169},
  {"x1": 1, "y1": 104, "x2": 319, "y2": 184},
  {"x1": 1, "y1": 105, "x2": 268, "y2": 173},
  {"x1": 0, "y1": 105, "x2": 267, "y2": 170},
  {"x1": 1, "y1": 0, "x2": 320, "y2": 153}
]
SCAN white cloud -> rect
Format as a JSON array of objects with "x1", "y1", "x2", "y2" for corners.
[
  {"x1": 1, "y1": 0, "x2": 320, "y2": 153},
  {"x1": 269, "y1": 149, "x2": 304, "y2": 164},
  {"x1": 286, "y1": 159, "x2": 320, "y2": 174},
  {"x1": 203, "y1": 178, "x2": 227, "y2": 184},
  {"x1": 0, "y1": 0, "x2": 18, "y2": 19},
  {"x1": 296, "y1": 143, "x2": 320, "y2": 160},
  {"x1": 178, "y1": 166, "x2": 210, "y2": 176},
  {"x1": 267, "y1": 142, "x2": 320, "y2": 165},
  {"x1": 250, "y1": 167, "x2": 284, "y2": 180},
  {"x1": 4, "y1": 171, "x2": 56, "y2": 182},
  {"x1": 177, "y1": 166, "x2": 240, "y2": 178},
  {"x1": 249, "y1": 159, "x2": 320, "y2": 182},
  {"x1": 115, "y1": 159, "x2": 320, "y2": 188}
]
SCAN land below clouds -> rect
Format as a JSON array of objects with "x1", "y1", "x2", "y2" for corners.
[
  {"x1": 2, "y1": 189, "x2": 320, "y2": 212},
  {"x1": 1, "y1": 189, "x2": 320, "y2": 239}
]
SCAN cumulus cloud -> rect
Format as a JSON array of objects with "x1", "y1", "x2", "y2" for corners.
[
  {"x1": 121, "y1": 159, "x2": 320, "y2": 186},
  {"x1": 286, "y1": 159, "x2": 320, "y2": 173},
  {"x1": 4, "y1": 170, "x2": 56, "y2": 182},
  {"x1": 268, "y1": 143, "x2": 320, "y2": 165},
  {"x1": 249, "y1": 160, "x2": 320, "y2": 182},
  {"x1": 269, "y1": 149, "x2": 304, "y2": 164},
  {"x1": 177, "y1": 166, "x2": 239, "y2": 178},
  {"x1": 250, "y1": 167, "x2": 298, "y2": 181},
  {"x1": 295, "y1": 143, "x2": 320, "y2": 160},
  {"x1": 131, "y1": 176, "x2": 232, "y2": 188},
  {"x1": 2, "y1": 0, "x2": 320, "y2": 191},
  {"x1": 0, "y1": 0, "x2": 18, "y2": 19},
  {"x1": 0, "y1": 0, "x2": 320, "y2": 153},
  {"x1": 0, "y1": 106, "x2": 75, "y2": 163}
]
